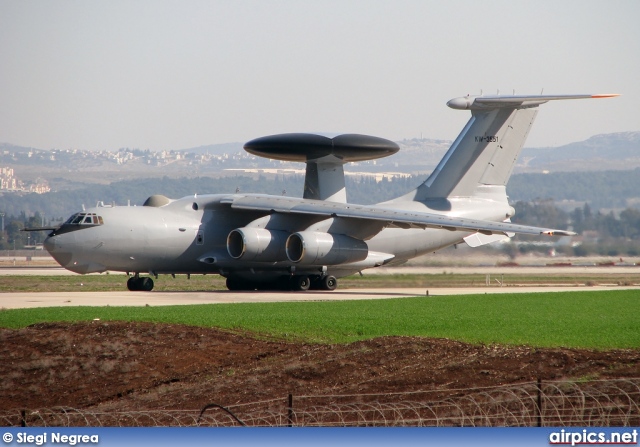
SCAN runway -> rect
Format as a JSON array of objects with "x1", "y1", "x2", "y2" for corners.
[{"x1": 1, "y1": 264, "x2": 639, "y2": 309}]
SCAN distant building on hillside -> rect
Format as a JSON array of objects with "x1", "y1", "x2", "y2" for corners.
[{"x1": 0, "y1": 167, "x2": 50, "y2": 193}]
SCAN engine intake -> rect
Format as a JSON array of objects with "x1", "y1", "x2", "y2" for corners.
[
  {"x1": 286, "y1": 231, "x2": 368, "y2": 265},
  {"x1": 226, "y1": 228, "x2": 288, "y2": 262}
]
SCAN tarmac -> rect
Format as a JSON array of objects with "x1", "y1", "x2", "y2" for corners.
[{"x1": 1, "y1": 265, "x2": 639, "y2": 309}]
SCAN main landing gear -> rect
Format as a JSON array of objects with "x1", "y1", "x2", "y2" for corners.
[
  {"x1": 316, "y1": 275, "x2": 337, "y2": 291},
  {"x1": 225, "y1": 275, "x2": 338, "y2": 292},
  {"x1": 124, "y1": 273, "x2": 336, "y2": 292},
  {"x1": 127, "y1": 274, "x2": 154, "y2": 291}
]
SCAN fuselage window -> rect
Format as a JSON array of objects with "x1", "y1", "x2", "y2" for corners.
[{"x1": 196, "y1": 230, "x2": 204, "y2": 245}]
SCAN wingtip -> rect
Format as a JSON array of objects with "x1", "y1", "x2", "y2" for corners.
[
  {"x1": 591, "y1": 94, "x2": 620, "y2": 98},
  {"x1": 541, "y1": 230, "x2": 576, "y2": 237}
]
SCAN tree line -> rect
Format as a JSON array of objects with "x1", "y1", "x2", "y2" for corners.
[{"x1": 511, "y1": 200, "x2": 640, "y2": 256}]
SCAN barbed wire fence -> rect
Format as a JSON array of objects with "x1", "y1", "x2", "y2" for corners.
[{"x1": 2, "y1": 378, "x2": 639, "y2": 427}]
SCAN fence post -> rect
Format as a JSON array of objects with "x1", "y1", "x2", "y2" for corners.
[
  {"x1": 536, "y1": 378, "x2": 543, "y2": 427},
  {"x1": 287, "y1": 394, "x2": 293, "y2": 427}
]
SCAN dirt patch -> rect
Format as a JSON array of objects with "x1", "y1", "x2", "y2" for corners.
[{"x1": 1, "y1": 321, "x2": 639, "y2": 412}]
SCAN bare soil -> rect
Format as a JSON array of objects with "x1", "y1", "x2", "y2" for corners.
[{"x1": 1, "y1": 321, "x2": 639, "y2": 415}]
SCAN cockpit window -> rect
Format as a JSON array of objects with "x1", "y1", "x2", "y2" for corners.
[
  {"x1": 70, "y1": 215, "x2": 84, "y2": 224},
  {"x1": 65, "y1": 213, "x2": 104, "y2": 226}
]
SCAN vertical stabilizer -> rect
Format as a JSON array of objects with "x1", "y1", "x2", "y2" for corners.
[{"x1": 398, "y1": 93, "x2": 619, "y2": 202}]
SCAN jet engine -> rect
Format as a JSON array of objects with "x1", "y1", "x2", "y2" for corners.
[
  {"x1": 226, "y1": 228, "x2": 288, "y2": 261},
  {"x1": 285, "y1": 231, "x2": 368, "y2": 265}
]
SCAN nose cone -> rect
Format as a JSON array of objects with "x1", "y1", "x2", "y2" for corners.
[
  {"x1": 43, "y1": 234, "x2": 73, "y2": 268},
  {"x1": 43, "y1": 234, "x2": 55, "y2": 253},
  {"x1": 44, "y1": 232, "x2": 107, "y2": 274}
]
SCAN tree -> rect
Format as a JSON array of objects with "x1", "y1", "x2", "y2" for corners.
[
  {"x1": 619, "y1": 208, "x2": 640, "y2": 239},
  {"x1": 5, "y1": 219, "x2": 24, "y2": 249}
]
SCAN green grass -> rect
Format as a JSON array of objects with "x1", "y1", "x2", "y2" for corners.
[{"x1": 1, "y1": 289, "x2": 639, "y2": 349}]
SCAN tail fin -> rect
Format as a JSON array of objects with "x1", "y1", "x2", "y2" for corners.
[{"x1": 399, "y1": 94, "x2": 619, "y2": 202}]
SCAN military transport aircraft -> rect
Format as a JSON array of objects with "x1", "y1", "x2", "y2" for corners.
[{"x1": 32, "y1": 93, "x2": 618, "y2": 291}]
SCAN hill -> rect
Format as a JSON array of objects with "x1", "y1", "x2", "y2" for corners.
[
  {"x1": 519, "y1": 132, "x2": 640, "y2": 172},
  {"x1": 507, "y1": 168, "x2": 640, "y2": 210},
  {"x1": 2, "y1": 132, "x2": 639, "y2": 186}
]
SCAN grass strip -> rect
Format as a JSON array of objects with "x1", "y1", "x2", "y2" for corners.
[
  {"x1": 1, "y1": 290, "x2": 638, "y2": 349},
  {"x1": 0, "y1": 272, "x2": 638, "y2": 292}
]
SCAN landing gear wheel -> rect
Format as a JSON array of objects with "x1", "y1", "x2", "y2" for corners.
[
  {"x1": 127, "y1": 277, "x2": 138, "y2": 291},
  {"x1": 127, "y1": 276, "x2": 154, "y2": 291},
  {"x1": 226, "y1": 277, "x2": 243, "y2": 291},
  {"x1": 320, "y1": 275, "x2": 337, "y2": 291},
  {"x1": 226, "y1": 277, "x2": 257, "y2": 291},
  {"x1": 140, "y1": 277, "x2": 154, "y2": 291},
  {"x1": 276, "y1": 276, "x2": 293, "y2": 291},
  {"x1": 291, "y1": 275, "x2": 311, "y2": 291}
]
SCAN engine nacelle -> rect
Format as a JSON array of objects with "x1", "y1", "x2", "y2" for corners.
[
  {"x1": 286, "y1": 231, "x2": 368, "y2": 265},
  {"x1": 226, "y1": 228, "x2": 288, "y2": 261}
]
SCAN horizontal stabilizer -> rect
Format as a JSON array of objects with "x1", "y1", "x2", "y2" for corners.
[{"x1": 447, "y1": 93, "x2": 619, "y2": 110}]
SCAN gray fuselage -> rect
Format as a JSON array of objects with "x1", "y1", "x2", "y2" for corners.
[{"x1": 44, "y1": 193, "x2": 510, "y2": 280}]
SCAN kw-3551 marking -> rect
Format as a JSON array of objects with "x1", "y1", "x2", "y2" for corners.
[{"x1": 475, "y1": 136, "x2": 499, "y2": 142}]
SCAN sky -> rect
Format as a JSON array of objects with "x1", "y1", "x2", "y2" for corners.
[{"x1": 0, "y1": 0, "x2": 638, "y2": 151}]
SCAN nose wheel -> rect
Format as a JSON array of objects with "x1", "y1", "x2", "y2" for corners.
[{"x1": 127, "y1": 275, "x2": 154, "y2": 291}]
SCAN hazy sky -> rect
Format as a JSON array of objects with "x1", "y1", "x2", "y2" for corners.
[{"x1": 1, "y1": 0, "x2": 638, "y2": 151}]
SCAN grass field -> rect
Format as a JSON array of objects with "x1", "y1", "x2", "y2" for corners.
[{"x1": 1, "y1": 289, "x2": 638, "y2": 349}]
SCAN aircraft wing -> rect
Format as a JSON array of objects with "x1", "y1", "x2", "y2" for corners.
[{"x1": 219, "y1": 194, "x2": 574, "y2": 237}]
